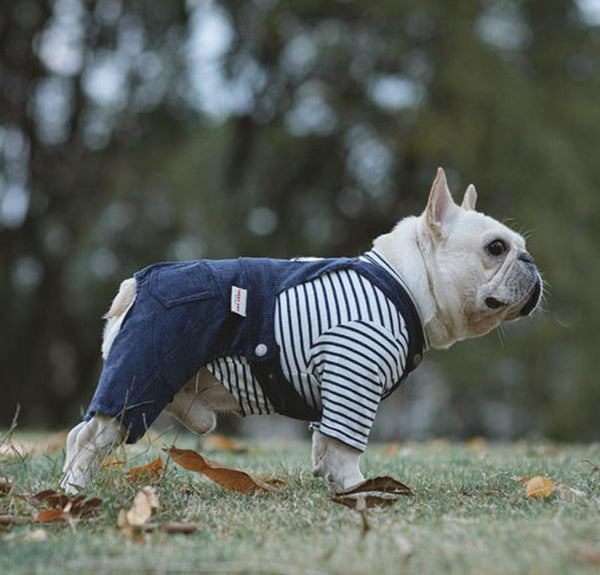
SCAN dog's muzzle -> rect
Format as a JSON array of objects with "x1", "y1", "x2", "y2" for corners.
[{"x1": 519, "y1": 277, "x2": 542, "y2": 317}]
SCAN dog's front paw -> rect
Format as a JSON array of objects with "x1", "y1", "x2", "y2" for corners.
[
  {"x1": 60, "y1": 473, "x2": 86, "y2": 495},
  {"x1": 310, "y1": 430, "x2": 365, "y2": 491}
]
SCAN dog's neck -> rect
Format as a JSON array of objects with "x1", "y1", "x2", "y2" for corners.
[{"x1": 372, "y1": 216, "x2": 462, "y2": 349}]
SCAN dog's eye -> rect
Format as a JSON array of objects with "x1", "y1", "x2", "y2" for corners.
[{"x1": 486, "y1": 239, "x2": 507, "y2": 256}]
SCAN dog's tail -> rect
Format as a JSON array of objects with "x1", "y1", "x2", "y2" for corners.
[{"x1": 103, "y1": 278, "x2": 137, "y2": 319}]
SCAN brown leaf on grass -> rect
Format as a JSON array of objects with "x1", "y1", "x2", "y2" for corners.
[
  {"x1": 126, "y1": 457, "x2": 164, "y2": 482},
  {"x1": 202, "y1": 434, "x2": 248, "y2": 454},
  {"x1": 333, "y1": 476, "x2": 413, "y2": 509},
  {"x1": 101, "y1": 457, "x2": 125, "y2": 469},
  {"x1": 165, "y1": 447, "x2": 277, "y2": 493},
  {"x1": 0, "y1": 477, "x2": 13, "y2": 495},
  {"x1": 28, "y1": 489, "x2": 103, "y2": 520},
  {"x1": 465, "y1": 437, "x2": 487, "y2": 452},
  {"x1": 340, "y1": 476, "x2": 414, "y2": 497},
  {"x1": 524, "y1": 476, "x2": 556, "y2": 499},
  {"x1": 118, "y1": 511, "x2": 145, "y2": 544},
  {"x1": 69, "y1": 496, "x2": 103, "y2": 517},
  {"x1": 29, "y1": 489, "x2": 70, "y2": 509},
  {"x1": 126, "y1": 486, "x2": 159, "y2": 526},
  {"x1": 34, "y1": 509, "x2": 66, "y2": 523},
  {"x1": 162, "y1": 522, "x2": 198, "y2": 534},
  {"x1": 118, "y1": 486, "x2": 160, "y2": 544},
  {"x1": 381, "y1": 443, "x2": 400, "y2": 457}
]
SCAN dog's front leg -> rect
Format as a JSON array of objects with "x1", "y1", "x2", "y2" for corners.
[
  {"x1": 61, "y1": 414, "x2": 126, "y2": 494},
  {"x1": 311, "y1": 429, "x2": 365, "y2": 492}
]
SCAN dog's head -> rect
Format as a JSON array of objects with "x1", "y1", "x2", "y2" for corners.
[{"x1": 418, "y1": 168, "x2": 542, "y2": 343}]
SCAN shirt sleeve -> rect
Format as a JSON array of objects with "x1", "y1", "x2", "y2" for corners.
[{"x1": 309, "y1": 319, "x2": 407, "y2": 452}]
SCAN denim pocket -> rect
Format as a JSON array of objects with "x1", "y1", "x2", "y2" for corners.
[{"x1": 149, "y1": 261, "x2": 217, "y2": 308}]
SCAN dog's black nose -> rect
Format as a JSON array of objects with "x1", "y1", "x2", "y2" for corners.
[{"x1": 519, "y1": 251, "x2": 535, "y2": 265}]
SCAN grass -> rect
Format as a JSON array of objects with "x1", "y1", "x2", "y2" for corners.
[{"x1": 1, "y1": 433, "x2": 600, "y2": 574}]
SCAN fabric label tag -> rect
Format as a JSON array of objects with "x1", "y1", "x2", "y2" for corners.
[{"x1": 230, "y1": 286, "x2": 247, "y2": 317}]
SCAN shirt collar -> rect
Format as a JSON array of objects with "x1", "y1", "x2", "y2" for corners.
[{"x1": 361, "y1": 249, "x2": 430, "y2": 350}]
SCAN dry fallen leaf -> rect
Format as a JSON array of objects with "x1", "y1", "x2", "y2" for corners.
[
  {"x1": 381, "y1": 443, "x2": 400, "y2": 457},
  {"x1": 465, "y1": 437, "x2": 487, "y2": 452},
  {"x1": 69, "y1": 496, "x2": 103, "y2": 517},
  {"x1": 341, "y1": 476, "x2": 414, "y2": 496},
  {"x1": 126, "y1": 486, "x2": 159, "y2": 526},
  {"x1": 162, "y1": 522, "x2": 198, "y2": 534},
  {"x1": 101, "y1": 457, "x2": 125, "y2": 469},
  {"x1": 165, "y1": 447, "x2": 277, "y2": 493},
  {"x1": 29, "y1": 489, "x2": 70, "y2": 509},
  {"x1": 34, "y1": 509, "x2": 66, "y2": 524},
  {"x1": 28, "y1": 489, "x2": 102, "y2": 522},
  {"x1": 333, "y1": 476, "x2": 413, "y2": 509},
  {"x1": 118, "y1": 486, "x2": 160, "y2": 543},
  {"x1": 126, "y1": 457, "x2": 164, "y2": 482},
  {"x1": 524, "y1": 476, "x2": 556, "y2": 499},
  {"x1": 202, "y1": 434, "x2": 248, "y2": 454}
]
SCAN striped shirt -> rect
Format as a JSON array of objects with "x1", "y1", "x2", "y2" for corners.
[{"x1": 205, "y1": 250, "x2": 418, "y2": 451}]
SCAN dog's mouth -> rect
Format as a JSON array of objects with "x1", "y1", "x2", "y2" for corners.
[
  {"x1": 484, "y1": 277, "x2": 542, "y2": 317},
  {"x1": 519, "y1": 278, "x2": 542, "y2": 317}
]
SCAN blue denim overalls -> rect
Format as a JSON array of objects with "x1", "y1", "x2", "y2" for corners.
[{"x1": 85, "y1": 257, "x2": 425, "y2": 442}]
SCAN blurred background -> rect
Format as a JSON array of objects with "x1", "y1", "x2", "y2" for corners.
[{"x1": 1, "y1": 0, "x2": 599, "y2": 442}]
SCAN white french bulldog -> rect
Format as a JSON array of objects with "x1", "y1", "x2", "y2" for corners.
[{"x1": 61, "y1": 168, "x2": 542, "y2": 494}]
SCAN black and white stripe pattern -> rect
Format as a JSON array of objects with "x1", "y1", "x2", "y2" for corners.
[{"x1": 206, "y1": 250, "x2": 411, "y2": 451}]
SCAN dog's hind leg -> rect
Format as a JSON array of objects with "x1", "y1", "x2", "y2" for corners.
[
  {"x1": 61, "y1": 414, "x2": 126, "y2": 494},
  {"x1": 165, "y1": 368, "x2": 239, "y2": 434}
]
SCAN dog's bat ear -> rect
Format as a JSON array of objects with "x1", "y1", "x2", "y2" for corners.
[
  {"x1": 461, "y1": 184, "x2": 477, "y2": 211},
  {"x1": 426, "y1": 167, "x2": 459, "y2": 233}
]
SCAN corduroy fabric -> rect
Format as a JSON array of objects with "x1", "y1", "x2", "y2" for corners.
[{"x1": 84, "y1": 256, "x2": 424, "y2": 443}]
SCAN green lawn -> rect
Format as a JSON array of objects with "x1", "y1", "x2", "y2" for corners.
[{"x1": 1, "y1": 434, "x2": 600, "y2": 574}]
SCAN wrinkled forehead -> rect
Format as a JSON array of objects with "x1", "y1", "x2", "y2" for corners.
[{"x1": 452, "y1": 211, "x2": 526, "y2": 249}]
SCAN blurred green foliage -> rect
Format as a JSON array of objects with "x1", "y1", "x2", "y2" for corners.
[{"x1": 0, "y1": 0, "x2": 598, "y2": 438}]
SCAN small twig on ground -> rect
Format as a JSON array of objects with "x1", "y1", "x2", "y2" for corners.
[
  {"x1": 582, "y1": 459, "x2": 600, "y2": 473},
  {"x1": 356, "y1": 496, "x2": 370, "y2": 537},
  {"x1": 0, "y1": 404, "x2": 21, "y2": 451}
]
